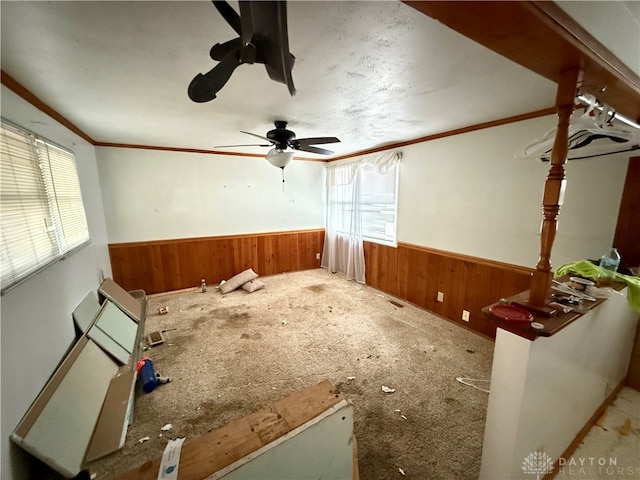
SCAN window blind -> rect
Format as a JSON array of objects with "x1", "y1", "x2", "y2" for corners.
[
  {"x1": 360, "y1": 163, "x2": 399, "y2": 246},
  {"x1": 0, "y1": 120, "x2": 90, "y2": 292}
]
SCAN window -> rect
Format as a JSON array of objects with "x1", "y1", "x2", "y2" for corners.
[
  {"x1": 360, "y1": 163, "x2": 399, "y2": 246},
  {"x1": 1, "y1": 119, "x2": 90, "y2": 293}
]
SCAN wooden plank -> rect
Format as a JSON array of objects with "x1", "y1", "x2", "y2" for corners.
[
  {"x1": 98, "y1": 278, "x2": 143, "y2": 323},
  {"x1": 363, "y1": 242, "x2": 377, "y2": 286},
  {"x1": 117, "y1": 380, "x2": 345, "y2": 479},
  {"x1": 395, "y1": 245, "x2": 409, "y2": 300},
  {"x1": 217, "y1": 401, "x2": 353, "y2": 479},
  {"x1": 72, "y1": 291, "x2": 101, "y2": 334},
  {"x1": 17, "y1": 340, "x2": 118, "y2": 478},
  {"x1": 408, "y1": 247, "x2": 429, "y2": 308},
  {"x1": 258, "y1": 235, "x2": 276, "y2": 276},
  {"x1": 297, "y1": 230, "x2": 323, "y2": 270},
  {"x1": 85, "y1": 368, "x2": 136, "y2": 462}
]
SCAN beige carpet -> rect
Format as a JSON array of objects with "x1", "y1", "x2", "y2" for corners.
[{"x1": 88, "y1": 268, "x2": 495, "y2": 479}]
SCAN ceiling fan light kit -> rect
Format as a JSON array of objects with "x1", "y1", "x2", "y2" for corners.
[{"x1": 266, "y1": 148, "x2": 294, "y2": 168}]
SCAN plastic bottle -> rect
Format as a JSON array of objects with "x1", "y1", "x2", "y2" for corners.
[{"x1": 598, "y1": 247, "x2": 621, "y2": 286}]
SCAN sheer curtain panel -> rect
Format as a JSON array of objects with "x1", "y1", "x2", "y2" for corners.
[{"x1": 321, "y1": 151, "x2": 401, "y2": 283}]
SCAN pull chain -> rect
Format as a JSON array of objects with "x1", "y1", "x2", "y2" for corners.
[{"x1": 281, "y1": 167, "x2": 285, "y2": 192}]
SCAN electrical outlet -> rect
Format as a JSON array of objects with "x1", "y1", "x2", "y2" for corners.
[
  {"x1": 316, "y1": 252, "x2": 320, "y2": 260},
  {"x1": 462, "y1": 310, "x2": 470, "y2": 322},
  {"x1": 437, "y1": 291, "x2": 444, "y2": 303}
]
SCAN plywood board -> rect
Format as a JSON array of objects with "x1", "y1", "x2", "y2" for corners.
[
  {"x1": 215, "y1": 401, "x2": 353, "y2": 480},
  {"x1": 117, "y1": 380, "x2": 346, "y2": 479},
  {"x1": 85, "y1": 368, "x2": 136, "y2": 462},
  {"x1": 72, "y1": 291, "x2": 101, "y2": 333},
  {"x1": 95, "y1": 300, "x2": 138, "y2": 354},
  {"x1": 98, "y1": 278, "x2": 142, "y2": 323},
  {"x1": 17, "y1": 340, "x2": 118, "y2": 477}
]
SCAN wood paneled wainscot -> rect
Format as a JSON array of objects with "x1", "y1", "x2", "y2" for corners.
[
  {"x1": 364, "y1": 242, "x2": 534, "y2": 339},
  {"x1": 109, "y1": 229, "x2": 325, "y2": 294}
]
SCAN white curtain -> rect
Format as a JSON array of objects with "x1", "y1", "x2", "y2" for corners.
[{"x1": 321, "y1": 150, "x2": 402, "y2": 283}]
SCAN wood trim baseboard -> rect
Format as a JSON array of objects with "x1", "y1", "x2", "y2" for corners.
[{"x1": 543, "y1": 379, "x2": 626, "y2": 480}]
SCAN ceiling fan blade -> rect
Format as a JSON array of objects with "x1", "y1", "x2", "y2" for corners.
[
  {"x1": 294, "y1": 137, "x2": 341, "y2": 146},
  {"x1": 188, "y1": 51, "x2": 241, "y2": 102},
  {"x1": 241, "y1": 131, "x2": 275, "y2": 143},
  {"x1": 210, "y1": 38, "x2": 242, "y2": 61},
  {"x1": 250, "y1": 1, "x2": 296, "y2": 96},
  {"x1": 294, "y1": 145, "x2": 334, "y2": 155},
  {"x1": 238, "y1": 2, "x2": 256, "y2": 51},
  {"x1": 213, "y1": 0, "x2": 241, "y2": 36},
  {"x1": 212, "y1": 143, "x2": 271, "y2": 148}
]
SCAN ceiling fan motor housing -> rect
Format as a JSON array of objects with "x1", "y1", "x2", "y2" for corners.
[{"x1": 267, "y1": 121, "x2": 296, "y2": 150}]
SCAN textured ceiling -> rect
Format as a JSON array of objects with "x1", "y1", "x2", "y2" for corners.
[{"x1": 0, "y1": 1, "x2": 558, "y2": 158}]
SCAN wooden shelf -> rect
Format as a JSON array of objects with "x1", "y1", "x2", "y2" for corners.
[{"x1": 483, "y1": 278, "x2": 625, "y2": 341}]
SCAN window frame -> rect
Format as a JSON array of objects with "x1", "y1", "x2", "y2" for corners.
[{"x1": 1, "y1": 118, "x2": 91, "y2": 294}]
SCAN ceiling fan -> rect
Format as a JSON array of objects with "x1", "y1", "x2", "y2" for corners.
[
  {"x1": 188, "y1": 1, "x2": 296, "y2": 103},
  {"x1": 216, "y1": 121, "x2": 341, "y2": 169}
]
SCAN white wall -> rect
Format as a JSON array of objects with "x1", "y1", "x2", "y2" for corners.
[
  {"x1": 96, "y1": 148, "x2": 326, "y2": 243},
  {"x1": 96, "y1": 115, "x2": 629, "y2": 269},
  {"x1": 558, "y1": 1, "x2": 640, "y2": 76},
  {"x1": 397, "y1": 114, "x2": 629, "y2": 269},
  {"x1": 0, "y1": 86, "x2": 111, "y2": 480}
]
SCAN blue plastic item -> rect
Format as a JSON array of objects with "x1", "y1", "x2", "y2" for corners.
[{"x1": 138, "y1": 358, "x2": 158, "y2": 393}]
